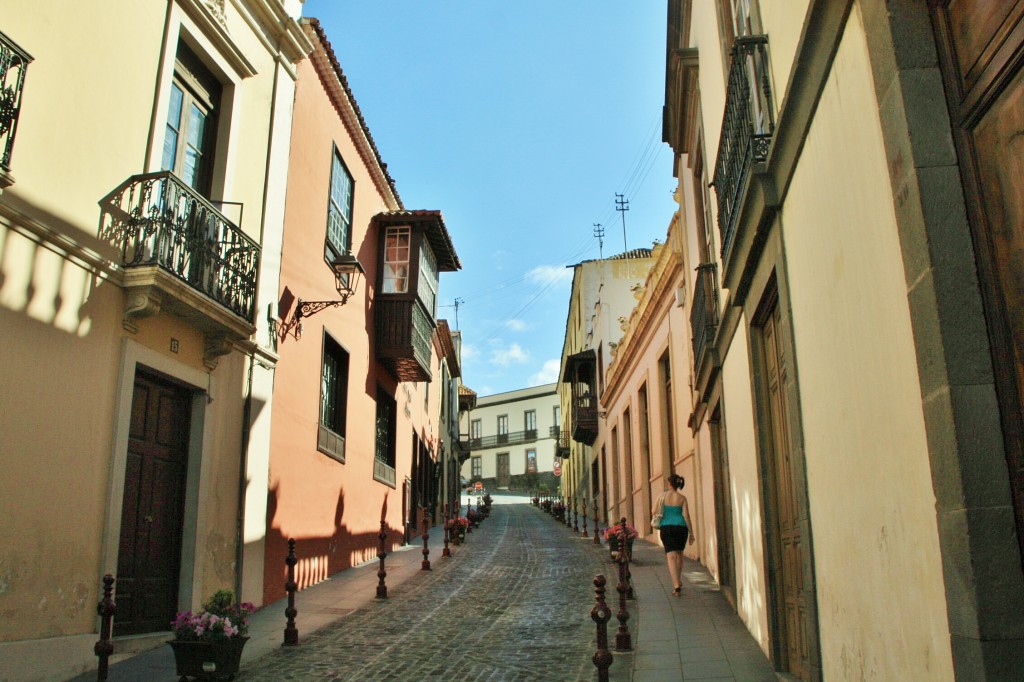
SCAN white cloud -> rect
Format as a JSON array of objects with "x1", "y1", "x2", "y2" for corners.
[
  {"x1": 506, "y1": 319, "x2": 528, "y2": 332},
  {"x1": 490, "y1": 343, "x2": 530, "y2": 367},
  {"x1": 527, "y1": 264, "x2": 572, "y2": 286},
  {"x1": 529, "y1": 359, "x2": 561, "y2": 386},
  {"x1": 460, "y1": 342, "x2": 479, "y2": 360}
]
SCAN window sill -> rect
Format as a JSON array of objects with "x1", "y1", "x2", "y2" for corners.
[
  {"x1": 373, "y1": 460, "x2": 396, "y2": 488},
  {"x1": 318, "y1": 424, "x2": 345, "y2": 463}
]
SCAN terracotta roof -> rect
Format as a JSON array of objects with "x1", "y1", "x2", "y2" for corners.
[
  {"x1": 608, "y1": 247, "x2": 654, "y2": 260},
  {"x1": 436, "y1": 319, "x2": 461, "y2": 378},
  {"x1": 302, "y1": 18, "x2": 402, "y2": 208},
  {"x1": 374, "y1": 210, "x2": 461, "y2": 272}
]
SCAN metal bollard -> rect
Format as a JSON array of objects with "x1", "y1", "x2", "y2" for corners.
[
  {"x1": 284, "y1": 538, "x2": 299, "y2": 646},
  {"x1": 615, "y1": 523, "x2": 632, "y2": 651},
  {"x1": 94, "y1": 574, "x2": 116, "y2": 681},
  {"x1": 376, "y1": 520, "x2": 388, "y2": 598},
  {"x1": 573, "y1": 498, "x2": 579, "y2": 533},
  {"x1": 582, "y1": 499, "x2": 589, "y2": 538},
  {"x1": 442, "y1": 503, "x2": 452, "y2": 557},
  {"x1": 421, "y1": 507, "x2": 431, "y2": 570},
  {"x1": 593, "y1": 499, "x2": 600, "y2": 545},
  {"x1": 591, "y1": 575, "x2": 614, "y2": 682}
]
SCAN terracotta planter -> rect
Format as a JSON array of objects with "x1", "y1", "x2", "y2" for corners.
[{"x1": 168, "y1": 636, "x2": 249, "y2": 681}]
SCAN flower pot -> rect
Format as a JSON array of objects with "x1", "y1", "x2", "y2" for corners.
[
  {"x1": 606, "y1": 535, "x2": 634, "y2": 559},
  {"x1": 169, "y1": 636, "x2": 249, "y2": 681}
]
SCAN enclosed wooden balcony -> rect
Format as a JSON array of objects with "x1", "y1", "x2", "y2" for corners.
[
  {"x1": 375, "y1": 297, "x2": 434, "y2": 382},
  {"x1": 562, "y1": 349, "x2": 598, "y2": 446}
]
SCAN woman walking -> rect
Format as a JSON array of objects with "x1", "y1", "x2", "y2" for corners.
[{"x1": 655, "y1": 473, "x2": 695, "y2": 595}]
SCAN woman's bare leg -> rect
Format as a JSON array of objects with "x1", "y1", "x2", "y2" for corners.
[{"x1": 666, "y1": 551, "x2": 683, "y2": 590}]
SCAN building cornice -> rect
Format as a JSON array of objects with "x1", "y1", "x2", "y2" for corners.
[{"x1": 302, "y1": 18, "x2": 401, "y2": 211}]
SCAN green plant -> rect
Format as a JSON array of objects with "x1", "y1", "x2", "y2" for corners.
[{"x1": 172, "y1": 590, "x2": 255, "y2": 642}]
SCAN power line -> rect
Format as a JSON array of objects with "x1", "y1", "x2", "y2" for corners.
[
  {"x1": 593, "y1": 223, "x2": 605, "y2": 259},
  {"x1": 615, "y1": 193, "x2": 629, "y2": 252}
]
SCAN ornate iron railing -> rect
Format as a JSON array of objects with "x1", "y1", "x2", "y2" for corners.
[
  {"x1": 99, "y1": 171, "x2": 260, "y2": 322},
  {"x1": 555, "y1": 428, "x2": 570, "y2": 457},
  {"x1": 0, "y1": 30, "x2": 32, "y2": 173},
  {"x1": 468, "y1": 428, "x2": 547, "y2": 450},
  {"x1": 690, "y1": 263, "x2": 719, "y2": 370},
  {"x1": 712, "y1": 35, "x2": 774, "y2": 265}
]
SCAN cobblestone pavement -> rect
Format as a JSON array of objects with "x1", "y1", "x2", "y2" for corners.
[{"x1": 238, "y1": 503, "x2": 628, "y2": 682}]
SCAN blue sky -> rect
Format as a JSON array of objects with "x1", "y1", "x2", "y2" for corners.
[{"x1": 305, "y1": 1, "x2": 677, "y2": 396}]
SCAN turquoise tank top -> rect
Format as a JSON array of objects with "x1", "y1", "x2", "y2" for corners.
[{"x1": 661, "y1": 504, "x2": 686, "y2": 527}]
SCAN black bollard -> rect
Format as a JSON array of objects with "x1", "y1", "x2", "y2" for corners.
[
  {"x1": 94, "y1": 574, "x2": 115, "y2": 681},
  {"x1": 421, "y1": 507, "x2": 431, "y2": 570},
  {"x1": 573, "y1": 498, "x2": 579, "y2": 533},
  {"x1": 376, "y1": 520, "x2": 388, "y2": 598},
  {"x1": 615, "y1": 523, "x2": 632, "y2": 651},
  {"x1": 593, "y1": 499, "x2": 601, "y2": 545},
  {"x1": 284, "y1": 538, "x2": 298, "y2": 646},
  {"x1": 582, "y1": 498, "x2": 589, "y2": 538},
  {"x1": 442, "y1": 503, "x2": 452, "y2": 557},
  {"x1": 591, "y1": 575, "x2": 614, "y2": 682}
]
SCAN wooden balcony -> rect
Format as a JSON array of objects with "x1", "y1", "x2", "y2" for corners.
[
  {"x1": 562, "y1": 349, "x2": 598, "y2": 447},
  {"x1": 375, "y1": 297, "x2": 434, "y2": 382}
]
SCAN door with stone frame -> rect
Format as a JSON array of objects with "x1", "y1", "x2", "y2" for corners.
[
  {"x1": 496, "y1": 452, "x2": 510, "y2": 488},
  {"x1": 115, "y1": 370, "x2": 191, "y2": 636},
  {"x1": 930, "y1": 0, "x2": 1024, "y2": 568}
]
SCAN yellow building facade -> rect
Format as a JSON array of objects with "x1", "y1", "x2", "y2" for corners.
[
  {"x1": 630, "y1": 0, "x2": 1024, "y2": 679},
  {"x1": 0, "y1": 2, "x2": 310, "y2": 679}
]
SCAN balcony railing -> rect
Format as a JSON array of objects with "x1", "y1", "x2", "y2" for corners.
[
  {"x1": 0, "y1": 30, "x2": 32, "y2": 175},
  {"x1": 555, "y1": 428, "x2": 570, "y2": 457},
  {"x1": 690, "y1": 263, "x2": 719, "y2": 370},
  {"x1": 466, "y1": 428, "x2": 547, "y2": 451},
  {"x1": 712, "y1": 35, "x2": 774, "y2": 265},
  {"x1": 99, "y1": 171, "x2": 260, "y2": 322}
]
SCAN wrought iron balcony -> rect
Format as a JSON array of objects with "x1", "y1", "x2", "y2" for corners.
[
  {"x1": 690, "y1": 263, "x2": 719, "y2": 370},
  {"x1": 99, "y1": 171, "x2": 260, "y2": 323},
  {"x1": 712, "y1": 35, "x2": 774, "y2": 265},
  {"x1": 375, "y1": 298, "x2": 434, "y2": 382},
  {"x1": 555, "y1": 428, "x2": 570, "y2": 458},
  {"x1": 466, "y1": 428, "x2": 545, "y2": 451},
  {"x1": 0, "y1": 30, "x2": 32, "y2": 181}
]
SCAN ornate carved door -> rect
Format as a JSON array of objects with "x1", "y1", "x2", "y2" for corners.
[
  {"x1": 931, "y1": 0, "x2": 1024, "y2": 568},
  {"x1": 497, "y1": 452, "x2": 510, "y2": 488},
  {"x1": 761, "y1": 298, "x2": 810, "y2": 678},
  {"x1": 115, "y1": 371, "x2": 191, "y2": 636}
]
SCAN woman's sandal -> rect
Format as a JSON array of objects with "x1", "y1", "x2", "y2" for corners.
[{"x1": 672, "y1": 586, "x2": 681, "y2": 596}]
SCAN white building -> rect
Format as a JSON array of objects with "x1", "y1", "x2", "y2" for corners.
[{"x1": 460, "y1": 384, "x2": 560, "y2": 492}]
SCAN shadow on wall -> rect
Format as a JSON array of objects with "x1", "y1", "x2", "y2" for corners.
[
  {"x1": 0, "y1": 194, "x2": 119, "y2": 338},
  {"x1": 262, "y1": 482, "x2": 402, "y2": 605}
]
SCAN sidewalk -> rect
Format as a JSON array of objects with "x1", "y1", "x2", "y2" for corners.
[
  {"x1": 623, "y1": 537, "x2": 777, "y2": 681},
  {"x1": 68, "y1": 530, "x2": 442, "y2": 682}
]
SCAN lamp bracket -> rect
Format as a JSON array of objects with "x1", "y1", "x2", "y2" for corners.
[{"x1": 295, "y1": 297, "x2": 351, "y2": 321}]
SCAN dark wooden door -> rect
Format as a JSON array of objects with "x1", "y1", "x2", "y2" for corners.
[
  {"x1": 710, "y1": 406, "x2": 737, "y2": 606},
  {"x1": 763, "y1": 301, "x2": 808, "y2": 678},
  {"x1": 115, "y1": 371, "x2": 191, "y2": 636},
  {"x1": 931, "y1": 0, "x2": 1024, "y2": 568},
  {"x1": 496, "y1": 452, "x2": 510, "y2": 487}
]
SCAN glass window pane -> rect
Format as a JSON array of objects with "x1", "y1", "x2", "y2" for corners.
[{"x1": 162, "y1": 85, "x2": 184, "y2": 171}]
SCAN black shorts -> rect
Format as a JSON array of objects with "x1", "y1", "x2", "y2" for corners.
[{"x1": 660, "y1": 525, "x2": 689, "y2": 552}]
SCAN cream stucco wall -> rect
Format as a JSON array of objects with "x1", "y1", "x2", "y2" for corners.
[
  {"x1": 778, "y1": 6, "x2": 954, "y2": 678},
  {"x1": 720, "y1": 319, "x2": 771, "y2": 653}
]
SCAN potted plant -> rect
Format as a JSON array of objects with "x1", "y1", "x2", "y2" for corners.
[
  {"x1": 603, "y1": 523, "x2": 639, "y2": 559},
  {"x1": 168, "y1": 589, "x2": 255, "y2": 681},
  {"x1": 467, "y1": 508, "x2": 482, "y2": 528},
  {"x1": 453, "y1": 516, "x2": 469, "y2": 541}
]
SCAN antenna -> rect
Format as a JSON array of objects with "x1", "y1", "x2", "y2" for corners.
[
  {"x1": 615, "y1": 193, "x2": 630, "y2": 252},
  {"x1": 593, "y1": 223, "x2": 605, "y2": 259}
]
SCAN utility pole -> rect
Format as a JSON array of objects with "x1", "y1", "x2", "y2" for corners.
[
  {"x1": 615, "y1": 193, "x2": 629, "y2": 252},
  {"x1": 593, "y1": 223, "x2": 605, "y2": 259},
  {"x1": 442, "y1": 297, "x2": 465, "y2": 329}
]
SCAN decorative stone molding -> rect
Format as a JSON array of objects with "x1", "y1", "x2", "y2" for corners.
[{"x1": 123, "y1": 287, "x2": 162, "y2": 333}]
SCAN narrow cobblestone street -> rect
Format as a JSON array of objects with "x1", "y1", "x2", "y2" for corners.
[{"x1": 238, "y1": 501, "x2": 621, "y2": 681}]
